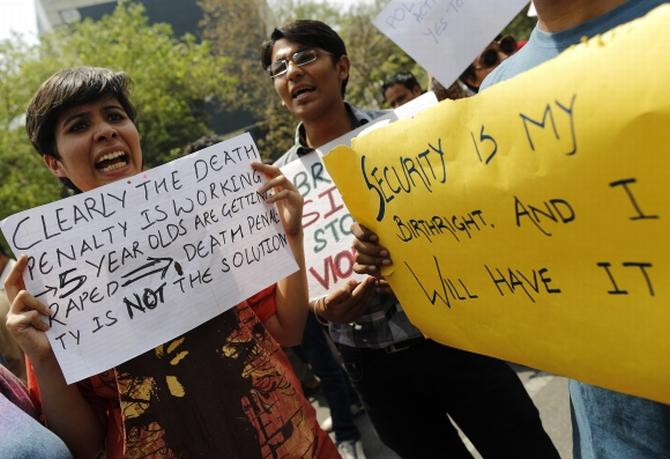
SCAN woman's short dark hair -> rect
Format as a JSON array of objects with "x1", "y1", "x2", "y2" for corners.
[
  {"x1": 26, "y1": 67, "x2": 136, "y2": 158},
  {"x1": 260, "y1": 20, "x2": 349, "y2": 97}
]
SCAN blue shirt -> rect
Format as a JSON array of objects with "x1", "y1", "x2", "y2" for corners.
[{"x1": 482, "y1": 0, "x2": 668, "y2": 90}]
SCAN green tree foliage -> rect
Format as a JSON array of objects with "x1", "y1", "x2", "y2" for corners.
[
  {"x1": 0, "y1": 38, "x2": 61, "y2": 253},
  {"x1": 0, "y1": 2, "x2": 235, "y2": 252},
  {"x1": 270, "y1": 0, "x2": 342, "y2": 26},
  {"x1": 199, "y1": 0, "x2": 426, "y2": 160},
  {"x1": 38, "y1": 2, "x2": 235, "y2": 166},
  {"x1": 339, "y1": 1, "x2": 427, "y2": 109},
  {"x1": 198, "y1": 0, "x2": 295, "y2": 160}
]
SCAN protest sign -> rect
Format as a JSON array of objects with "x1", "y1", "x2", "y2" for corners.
[
  {"x1": 324, "y1": 6, "x2": 670, "y2": 403},
  {"x1": 1, "y1": 133, "x2": 298, "y2": 384},
  {"x1": 281, "y1": 151, "x2": 357, "y2": 298},
  {"x1": 373, "y1": 0, "x2": 528, "y2": 87},
  {"x1": 280, "y1": 92, "x2": 437, "y2": 299}
]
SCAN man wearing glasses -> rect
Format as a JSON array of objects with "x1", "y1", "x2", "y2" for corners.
[
  {"x1": 262, "y1": 21, "x2": 382, "y2": 459},
  {"x1": 261, "y1": 20, "x2": 559, "y2": 459}
]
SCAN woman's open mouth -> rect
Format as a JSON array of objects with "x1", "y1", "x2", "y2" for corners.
[{"x1": 95, "y1": 151, "x2": 129, "y2": 173}]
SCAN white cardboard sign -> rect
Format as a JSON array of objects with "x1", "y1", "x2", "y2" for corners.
[
  {"x1": 1, "y1": 133, "x2": 298, "y2": 384},
  {"x1": 373, "y1": 0, "x2": 529, "y2": 87}
]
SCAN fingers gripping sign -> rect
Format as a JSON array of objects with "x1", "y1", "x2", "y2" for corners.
[
  {"x1": 4, "y1": 255, "x2": 53, "y2": 363},
  {"x1": 253, "y1": 162, "x2": 304, "y2": 236},
  {"x1": 351, "y1": 222, "x2": 393, "y2": 276}
]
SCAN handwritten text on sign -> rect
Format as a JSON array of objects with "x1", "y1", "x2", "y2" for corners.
[
  {"x1": 373, "y1": 0, "x2": 527, "y2": 87},
  {"x1": 0, "y1": 133, "x2": 297, "y2": 384},
  {"x1": 281, "y1": 152, "x2": 359, "y2": 298},
  {"x1": 324, "y1": 7, "x2": 670, "y2": 404}
]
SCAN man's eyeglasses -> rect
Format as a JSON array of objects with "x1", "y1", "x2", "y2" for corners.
[
  {"x1": 475, "y1": 35, "x2": 517, "y2": 70},
  {"x1": 267, "y1": 48, "x2": 331, "y2": 78}
]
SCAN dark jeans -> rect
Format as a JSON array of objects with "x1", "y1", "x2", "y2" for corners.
[
  {"x1": 293, "y1": 312, "x2": 360, "y2": 444},
  {"x1": 337, "y1": 339, "x2": 559, "y2": 459}
]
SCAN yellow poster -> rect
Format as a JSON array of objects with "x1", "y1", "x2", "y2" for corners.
[{"x1": 324, "y1": 6, "x2": 670, "y2": 404}]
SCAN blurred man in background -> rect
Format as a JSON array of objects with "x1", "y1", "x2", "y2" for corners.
[{"x1": 382, "y1": 72, "x2": 423, "y2": 108}]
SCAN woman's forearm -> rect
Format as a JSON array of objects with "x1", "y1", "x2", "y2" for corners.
[
  {"x1": 32, "y1": 356, "x2": 105, "y2": 458},
  {"x1": 272, "y1": 230, "x2": 309, "y2": 346}
]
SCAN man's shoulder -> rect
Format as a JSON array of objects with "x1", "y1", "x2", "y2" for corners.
[
  {"x1": 349, "y1": 103, "x2": 387, "y2": 124},
  {"x1": 480, "y1": 39, "x2": 549, "y2": 90},
  {"x1": 274, "y1": 104, "x2": 387, "y2": 167},
  {"x1": 274, "y1": 144, "x2": 301, "y2": 167}
]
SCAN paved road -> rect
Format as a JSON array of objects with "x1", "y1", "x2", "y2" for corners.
[{"x1": 311, "y1": 365, "x2": 572, "y2": 458}]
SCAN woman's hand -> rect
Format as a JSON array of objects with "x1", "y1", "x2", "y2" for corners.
[
  {"x1": 6, "y1": 256, "x2": 104, "y2": 457},
  {"x1": 4, "y1": 255, "x2": 53, "y2": 363},
  {"x1": 253, "y1": 162, "x2": 304, "y2": 236}
]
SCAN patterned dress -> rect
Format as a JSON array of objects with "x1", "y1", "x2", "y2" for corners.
[{"x1": 28, "y1": 287, "x2": 337, "y2": 458}]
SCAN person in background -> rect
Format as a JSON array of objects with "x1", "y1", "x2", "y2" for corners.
[
  {"x1": 0, "y1": 363, "x2": 72, "y2": 458},
  {"x1": 428, "y1": 35, "x2": 520, "y2": 102},
  {"x1": 292, "y1": 313, "x2": 365, "y2": 442},
  {"x1": 262, "y1": 19, "x2": 559, "y2": 459},
  {"x1": 460, "y1": 34, "x2": 519, "y2": 94},
  {"x1": 381, "y1": 72, "x2": 423, "y2": 108},
  {"x1": 0, "y1": 246, "x2": 24, "y2": 381}
]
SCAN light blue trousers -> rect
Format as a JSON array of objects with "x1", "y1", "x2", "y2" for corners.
[{"x1": 570, "y1": 380, "x2": 670, "y2": 459}]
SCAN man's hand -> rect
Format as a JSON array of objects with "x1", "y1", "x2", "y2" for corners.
[
  {"x1": 351, "y1": 222, "x2": 394, "y2": 295},
  {"x1": 313, "y1": 277, "x2": 377, "y2": 323},
  {"x1": 351, "y1": 222, "x2": 392, "y2": 276}
]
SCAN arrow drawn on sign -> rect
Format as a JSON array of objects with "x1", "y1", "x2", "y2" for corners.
[
  {"x1": 121, "y1": 257, "x2": 176, "y2": 287},
  {"x1": 35, "y1": 284, "x2": 58, "y2": 298}
]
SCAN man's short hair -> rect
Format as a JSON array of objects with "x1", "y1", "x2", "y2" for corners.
[
  {"x1": 382, "y1": 72, "x2": 421, "y2": 95},
  {"x1": 182, "y1": 134, "x2": 225, "y2": 155},
  {"x1": 260, "y1": 20, "x2": 349, "y2": 97},
  {"x1": 26, "y1": 67, "x2": 136, "y2": 158}
]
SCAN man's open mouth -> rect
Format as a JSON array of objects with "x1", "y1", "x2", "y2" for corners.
[
  {"x1": 291, "y1": 86, "x2": 316, "y2": 98},
  {"x1": 95, "y1": 151, "x2": 129, "y2": 172}
]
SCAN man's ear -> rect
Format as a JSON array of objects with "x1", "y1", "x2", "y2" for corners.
[
  {"x1": 336, "y1": 55, "x2": 351, "y2": 81},
  {"x1": 43, "y1": 154, "x2": 66, "y2": 178}
]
